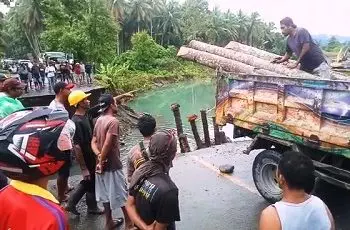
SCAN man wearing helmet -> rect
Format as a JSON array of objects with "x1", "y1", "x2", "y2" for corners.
[
  {"x1": 91, "y1": 94, "x2": 132, "y2": 229},
  {"x1": 65, "y1": 90, "x2": 103, "y2": 216},
  {"x1": 0, "y1": 108, "x2": 73, "y2": 229}
]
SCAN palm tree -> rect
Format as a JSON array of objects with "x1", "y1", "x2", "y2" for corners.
[
  {"x1": 19, "y1": 0, "x2": 43, "y2": 59},
  {"x1": 109, "y1": 0, "x2": 128, "y2": 54},
  {"x1": 245, "y1": 12, "x2": 261, "y2": 46},
  {"x1": 109, "y1": 0, "x2": 127, "y2": 23},
  {"x1": 128, "y1": 0, "x2": 152, "y2": 32},
  {"x1": 235, "y1": 9, "x2": 248, "y2": 44},
  {"x1": 158, "y1": 0, "x2": 182, "y2": 45},
  {"x1": 147, "y1": 0, "x2": 164, "y2": 38},
  {"x1": 205, "y1": 6, "x2": 237, "y2": 46}
]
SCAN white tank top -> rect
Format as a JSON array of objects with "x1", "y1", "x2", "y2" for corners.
[{"x1": 273, "y1": 195, "x2": 331, "y2": 230}]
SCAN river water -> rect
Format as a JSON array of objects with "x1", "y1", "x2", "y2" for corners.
[{"x1": 121, "y1": 79, "x2": 217, "y2": 158}]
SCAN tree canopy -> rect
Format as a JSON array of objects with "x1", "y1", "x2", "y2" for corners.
[{"x1": 2, "y1": 0, "x2": 287, "y2": 61}]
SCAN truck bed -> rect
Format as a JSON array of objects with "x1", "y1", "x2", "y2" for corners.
[{"x1": 216, "y1": 73, "x2": 350, "y2": 158}]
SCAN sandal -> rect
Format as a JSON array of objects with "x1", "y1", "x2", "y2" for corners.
[{"x1": 105, "y1": 218, "x2": 124, "y2": 229}]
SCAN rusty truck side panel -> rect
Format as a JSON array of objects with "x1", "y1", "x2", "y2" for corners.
[{"x1": 216, "y1": 73, "x2": 350, "y2": 158}]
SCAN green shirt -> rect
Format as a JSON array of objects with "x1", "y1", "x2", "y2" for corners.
[{"x1": 0, "y1": 95, "x2": 25, "y2": 119}]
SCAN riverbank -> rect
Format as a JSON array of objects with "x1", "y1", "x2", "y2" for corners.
[{"x1": 111, "y1": 74, "x2": 216, "y2": 139}]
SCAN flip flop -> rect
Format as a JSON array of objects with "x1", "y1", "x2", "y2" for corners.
[{"x1": 106, "y1": 218, "x2": 124, "y2": 229}]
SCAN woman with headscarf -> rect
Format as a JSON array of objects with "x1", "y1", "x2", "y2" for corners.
[{"x1": 127, "y1": 130, "x2": 180, "y2": 230}]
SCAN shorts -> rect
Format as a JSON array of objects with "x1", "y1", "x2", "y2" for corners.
[
  {"x1": 58, "y1": 154, "x2": 72, "y2": 178},
  {"x1": 95, "y1": 170, "x2": 127, "y2": 209},
  {"x1": 312, "y1": 61, "x2": 331, "y2": 79}
]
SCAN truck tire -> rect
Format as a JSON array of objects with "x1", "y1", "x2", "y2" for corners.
[{"x1": 252, "y1": 150, "x2": 283, "y2": 203}]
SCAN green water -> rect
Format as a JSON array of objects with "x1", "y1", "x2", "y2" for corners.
[{"x1": 126, "y1": 80, "x2": 217, "y2": 148}]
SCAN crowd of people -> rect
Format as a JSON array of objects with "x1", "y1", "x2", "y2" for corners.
[
  {"x1": 0, "y1": 77, "x2": 181, "y2": 230},
  {"x1": 5, "y1": 60, "x2": 94, "y2": 93}
]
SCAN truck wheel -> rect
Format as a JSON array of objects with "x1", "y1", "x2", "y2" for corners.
[{"x1": 252, "y1": 150, "x2": 282, "y2": 203}]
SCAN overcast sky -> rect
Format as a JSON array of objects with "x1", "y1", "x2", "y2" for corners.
[
  {"x1": 1, "y1": 0, "x2": 349, "y2": 36},
  {"x1": 206, "y1": 0, "x2": 350, "y2": 36}
]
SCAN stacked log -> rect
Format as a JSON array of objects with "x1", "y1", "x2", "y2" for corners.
[
  {"x1": 225, "y1": 40, "x2": 348, "y2": 80},
  {"x1": 225, "y1": 41, "x2": 281, "y2": 62},
  {"x1": 177, "y1": 47, "x2": 282, "y2": 77},
  {"x1": 188, "y1": 40, "x2": 319, "y2": 80}
]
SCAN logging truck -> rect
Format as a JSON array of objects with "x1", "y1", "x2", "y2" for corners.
[{"x1": 215, "y1": 71, "x2": 350, "y2": 203}]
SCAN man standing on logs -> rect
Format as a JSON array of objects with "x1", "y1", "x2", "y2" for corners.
[{"x1": 273, "y1": 17, "x2": 331, "y2": 78}]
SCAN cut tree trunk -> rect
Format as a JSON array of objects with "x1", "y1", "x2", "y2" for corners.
[
  {"x1": 177, "y1": 47, "x2": 283, "y2": 76},
  {"x1": 225, "y1": 41, "x2": 282, "y2": 62},
  {"x1": 188, "y1": 40, "x2": 320, "y2": 80},
  {"x1": 225, "y1": 41, "x2": 348, "y2": 80}
]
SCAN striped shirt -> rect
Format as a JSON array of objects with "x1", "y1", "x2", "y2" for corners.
[{"x1": 0, "y1": 180, "x2": 69, "y2": 230}]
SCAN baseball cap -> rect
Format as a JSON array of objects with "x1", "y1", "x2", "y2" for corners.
[
  {"x1": 3, "y1": 78, "x2": 26, "y2": 91},
  {"x1": 53, "y1": 82, "x2": 75, "y2": 94},
  {"x1": 0, "y1": 73, "x2": 8, "y2": 82},
  {"x1": 98, "y1": 94, "x2": 115, "y2": 113}
]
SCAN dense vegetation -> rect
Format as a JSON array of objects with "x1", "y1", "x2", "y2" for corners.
[
  {"x1": 96, "y1": 32, "x2": 213, "y2": 93},
  {"x1": 1, "y1": 0, "x2": 288, "y2": 61}
]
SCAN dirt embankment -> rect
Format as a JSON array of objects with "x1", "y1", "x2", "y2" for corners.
[{"x1": 116, "y1": 104, "x2": 140, "y2": 137}]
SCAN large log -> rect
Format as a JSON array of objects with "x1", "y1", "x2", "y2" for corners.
[
  {"x1": 177, "y1": 47, "x2": 283, "y2": 76},
  {"x1": 189, "y1": 40, "x2": 320, "y2": 80},
  {"x1": 225, "y1": 41, "x2": 348, "y2": 80},
  {"x1": 225, "y1": 41, "x2": 281, "y2": 62}
]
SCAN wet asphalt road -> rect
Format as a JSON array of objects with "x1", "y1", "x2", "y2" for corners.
[{"x1": 55, "y1": 140, "x2": 350, "y2": 230}]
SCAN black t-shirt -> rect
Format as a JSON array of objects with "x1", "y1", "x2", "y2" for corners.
[
  {"x1": 130, "y1": 173, "x2": 180, "y2": 230},
  {"x1": 286, "y1": 28, "x2": 325, "y2": 73},
  {"x1": 85, "y1": 64, "x2": 92, "y2": 73},
  {"x1": 32, "y1": 65, "x2": 40, "y2": 75},
  {"x1": 71, "y1": 114, "x2": 96, "y2": 172}
]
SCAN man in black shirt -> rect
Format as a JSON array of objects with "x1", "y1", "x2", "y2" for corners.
[
  {"x1": 127, "y1": 130, "x2": 180, "y2": 230},
  {"x1": 65, "y1": 90, "x2": 103, "y2": 215},
  {"x1": 85, "y1": 63, "x2": 92, "y2": 84},
  {"x1": 273, "y1": 17, "x2": 330, "y2": 78}
]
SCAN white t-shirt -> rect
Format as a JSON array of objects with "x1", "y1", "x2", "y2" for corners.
[
  {"x1": 49, "y1": 99, "x2": 76, "y2": 144},
  {"x1": 49, "y1": 99, "x2": 66, "y2": 111},
  {"x1": 80, "y1": 64, "x2": 85, "y2": 72},
  {"x1": 46, "y1": 66, "x2": 56, "y2": 78}
]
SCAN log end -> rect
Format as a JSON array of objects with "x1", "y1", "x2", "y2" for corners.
[{"x1": 177, "y1": 47, "x2": 190, "y2": 57}]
